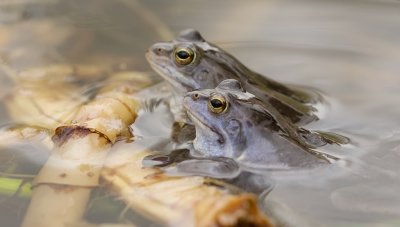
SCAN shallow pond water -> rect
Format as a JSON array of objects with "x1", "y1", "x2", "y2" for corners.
[{"x1": 1, "y1": 0, "x2": 400, "y2": 226}]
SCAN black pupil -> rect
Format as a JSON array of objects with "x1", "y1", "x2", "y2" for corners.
[
  {"x1": 211, "y1": 99, "x2": 224, "y2": 108},
  {"x1": 177, "y1": 50, "x2": 190, "y2": 59}
]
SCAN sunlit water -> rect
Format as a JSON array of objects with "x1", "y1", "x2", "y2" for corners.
[{"x1": 1, "y1": 0, "x2": 400, "y2": 226}]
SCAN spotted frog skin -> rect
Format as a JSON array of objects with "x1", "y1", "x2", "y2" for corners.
[
  {"x1": 183, "y1": 79, "x2": 345, "y2": 168},
  {"x1": 146, "y1": 29, "x2": 323, "y2": 125}
]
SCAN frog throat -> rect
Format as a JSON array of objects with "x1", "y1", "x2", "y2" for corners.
[
  {"x1": 147, "y1": 59, "x2": 197, "y2": 92},
  {"x1": 186, "y1": 108, "x2": 225, "y2": 145}
]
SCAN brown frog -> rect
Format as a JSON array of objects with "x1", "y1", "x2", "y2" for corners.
[
  {"x1": 143, "y1": 80, "x2": 348, "y2": 175},
  {"x1": 183, "y1": 79, "x2": 344, "y2": 168},
  {"x1": 146, "y1": 29, "x2": 324, "y2": 125}
]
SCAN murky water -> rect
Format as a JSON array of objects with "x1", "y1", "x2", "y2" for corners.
[{"x1": 1, "y1": 0, "x2": 400, "y2": 226}]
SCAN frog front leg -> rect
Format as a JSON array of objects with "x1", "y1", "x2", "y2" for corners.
[{"x1": 142, "y1": 148, "x2": 241, "y2": 179}]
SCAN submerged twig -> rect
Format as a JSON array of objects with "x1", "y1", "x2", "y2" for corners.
[
  {"x1": 102, "y1": 143, "x2": 272, "y2": 227},
  {"x1": 0, "y1": 172, "x2": 35, "y2": 179},
  {"x1": 21, "y1": 85, "x2": 140, "y2": 227}
]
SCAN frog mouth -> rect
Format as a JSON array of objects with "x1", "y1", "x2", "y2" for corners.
[
  {"x1": 145, "y1": 54, "x2": 196, "y2": 92},
  {"x1": 185, "y1": 108, "x2": 225, "y2": 145}
]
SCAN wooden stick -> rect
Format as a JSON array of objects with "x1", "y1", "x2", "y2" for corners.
[
  {"x1": 102, "y1": 142, "x2": 272, "y2": 227},
  {"x1": 21, "y1": 85, "x2": 140, "y2": 227}
]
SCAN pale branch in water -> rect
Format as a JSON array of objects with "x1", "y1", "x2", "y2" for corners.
[
  {"x1": 22, "y1": 78, "x2": 140, "y2": 227},
  {"x1": 102, "y1": 142, "x2": 271, "y2": 227}
]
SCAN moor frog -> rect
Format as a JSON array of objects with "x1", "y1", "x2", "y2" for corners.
[
  {"x1": 183, "y1": 79, "x2": 347, "y2": 168},
  {"x1": 146, "y1": 29, "x2": 324, "y2": 125},
  {"x1": 143, "y1": 79, "x2": 349, "y2": 176}
]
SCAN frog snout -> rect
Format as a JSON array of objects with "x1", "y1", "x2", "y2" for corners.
[
  {"x1": 182, "y1": 95, "x2": 191, "y2": 110},
  {"x1": 183, "y1": 93, "x2": 199, "y2": 108},
  {"x1": 149, "y1": 43, "x2": 172, "y2": 57}
]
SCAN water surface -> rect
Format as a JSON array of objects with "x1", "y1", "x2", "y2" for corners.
[{"x1": 1, "y1": 0, "x2": 400, "y2": 226}]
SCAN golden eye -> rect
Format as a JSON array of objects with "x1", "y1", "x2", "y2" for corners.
[
  {"x1": 174, "y1": 47, "x2": 195, "y2": 65},
  {"x1": 208, "y1": 94, "x2": 228, "y2": 114}
]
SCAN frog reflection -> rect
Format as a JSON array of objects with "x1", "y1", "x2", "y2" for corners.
[
  {"x1": 146, "y1": 29, "x2": 323, "y2": 125},
  {"x1": 183, "y1": 79, "x2": 347, "y2": 168}
]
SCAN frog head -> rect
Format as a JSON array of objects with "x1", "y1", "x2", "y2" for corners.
[
  {"x1": 146, "y1": 29, "x2": 245, "y2": 92},
  {"x1": 183, "y1": 79, "x2": 281, "y2": 159}
]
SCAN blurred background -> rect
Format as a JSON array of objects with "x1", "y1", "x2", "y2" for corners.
[{"x1": 1, "y1": 0, "x2": 400, "y2": 226}]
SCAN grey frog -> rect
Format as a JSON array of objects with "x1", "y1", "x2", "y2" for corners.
[
  {"x1": 183, "y1": 79, "x2": 347, "y2": 168},
  {"x1": 146, "y1": 29, "x2": 323, "y2": 125}
]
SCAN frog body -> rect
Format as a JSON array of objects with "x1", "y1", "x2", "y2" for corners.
[{"x1": 183, "y1": 79, "x2": 344, "y2": 168}]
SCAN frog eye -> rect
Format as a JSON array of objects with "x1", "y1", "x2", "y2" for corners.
[
  {"x1": 208, "y1": 94, "x2": 228, "y2": 114},
  {"x1": 174, "y1": 47, "x2": 195, "y2": 65}
]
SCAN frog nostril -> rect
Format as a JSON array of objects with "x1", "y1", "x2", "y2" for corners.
[
  {"x1": 192, "y1": 93, "x2": 199, "y2": 100},
  {"x1": 152, "y1": 46, "x2": 164, "y2": 55},
  {"x1": 154, "y1": 48, "x2": 162, "y2": 55}
]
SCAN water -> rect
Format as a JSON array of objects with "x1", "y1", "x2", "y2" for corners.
[{"x1": 1, "y1": 0, "x2": 400, "y2": 226}]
